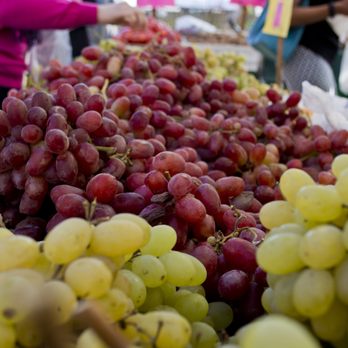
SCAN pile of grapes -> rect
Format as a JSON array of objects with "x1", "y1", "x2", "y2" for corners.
[{"x1": 0, "y1": 40, "x2": 348, "y2": 347}]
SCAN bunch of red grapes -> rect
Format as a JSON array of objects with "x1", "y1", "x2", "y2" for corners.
[{"x1": 1, "y1": 41, "x2": 348, "y2": 330}]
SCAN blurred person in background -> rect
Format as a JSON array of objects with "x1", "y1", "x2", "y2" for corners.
[
  {"x1": 0, "y1": 0, "x2": 146, "y2": 103},
  {"x1": 69, "y1": 0, "x2": 115, "y2": 58},
  {"x1": 285, "y1": 0, "x2": 348, "y2": 93}
]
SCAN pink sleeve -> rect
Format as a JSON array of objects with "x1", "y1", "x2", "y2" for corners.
[{"x1": 0, "y1": 0, "x2": 98, "y2": 30}]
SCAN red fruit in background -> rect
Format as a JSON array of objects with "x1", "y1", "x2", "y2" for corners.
[
  {"x1": 216, "y1": 176, "x2": 245, "y2": 204},
  {"x1": 218, "y1": 270, "x2": 250, "y2": 301},
  {"x1": 86, "y1": 173, "x2": 118, "y2": 204},
  {"x1": 191, "y1": 242, "x2": 218, "y2": 278},
  {"x1": 175, "y1": 194, "x2": 206, "y2": 224},
  {"x1": 195, "y1": 183, "x2": 221, "y2": 216},
  {"x1": 286, "y1": 91, "x2": 301, "y2": 107},
  {"x1": 222, "y1": 238, "x2": 258, "y2": 274},
  {"x1": 152, "y1": 151, "x2": 186, "y2": 176},
  {"x1": 168, "y1": 173, "x2": 194, "y2": 199}
]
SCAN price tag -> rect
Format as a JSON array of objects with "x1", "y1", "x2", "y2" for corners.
[
  {"x1": 230, "y1": 0, "x2": 266, "y2": 6},
  {"x1": 262, "y1": 0, "x2": 294, "y2": 38}
]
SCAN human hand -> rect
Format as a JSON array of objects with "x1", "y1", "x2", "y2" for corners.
[
  {"x1": 335, "y1": 0, "x2": 348, "y2": 15},
  {"x1": 98, "y1": 2, "x2": 147, "y2": 29}
]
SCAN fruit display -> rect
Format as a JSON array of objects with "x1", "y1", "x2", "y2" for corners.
[
  {"x1": 1, "y1": 38, "x2": 348, "y2": 347},
  {"x1": 116, "y1": 17, "x2": 181, "y2": 45},
  {"x1": 195, "y1": 48, "x2": 268, "y2": 93},
  {"x1": 185, "y1": 32, "x2": 246, "y2": 45}
]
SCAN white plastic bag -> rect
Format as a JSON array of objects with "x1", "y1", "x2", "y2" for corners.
[
  {"x1": 175, "y1": 15, "x2": 217, "y2": 35},
  {"x1": 302, "y1": 81, "x2": 348, "y2": 132},
  {"x1": 339, "y1": 44, "x2": 348, "y2": 95},
  {"x1": 29, "y1": 30, "x2": 72, "y2": 82},
  {"x1": 327, "y1": 15, "x2": 348, "y2": 43}
]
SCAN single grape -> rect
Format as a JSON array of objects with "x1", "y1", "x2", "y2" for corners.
[
  {"x1": 257, "y1": 233, "x2": 305, "y2": 274},
  {"x1": 44, "y1": 218, "x2": 92, "y2": 264},
  {"x1": 45, "y1": 129, "x2": 69, "y2": 155},
  {"x1": 86, "y1": 173, "x2": 118, "y2": 204},
  {"x1": 293, "y1": 269, "x2": 335, "y2": 318},
  {"x1": 64, "y1": 257, "x2": 112, "y2": 299}
]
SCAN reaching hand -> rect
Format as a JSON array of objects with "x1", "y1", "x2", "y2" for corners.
[
  {"x1": 335, "y1": 0, "x2": 348, "y2": 16},
  {"x1": 98, "y1": 2, "x2": 147, "y2": 29}
]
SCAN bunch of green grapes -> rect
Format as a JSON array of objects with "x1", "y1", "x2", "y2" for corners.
[
  {"x1": 0, "y1": 213, "x2": 231, "y2": 348},
  {"x1": 217, "y1": 314, "x2": 321, "y2": 348},
  {"x1": 255, "y1": 155, "x2": 348, "y2": 347},
  {"x1": 195, "y1": 48, "x2": 269, "y2": 94}
]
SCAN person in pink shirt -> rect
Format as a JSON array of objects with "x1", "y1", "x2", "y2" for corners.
[{"x1": 0, "y1": 1, "x2": 146, "y2": 102}]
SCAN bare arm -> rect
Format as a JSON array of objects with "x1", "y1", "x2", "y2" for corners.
[
  {"x1": 291, "y1": 0, "x2": 348, "y2": 26},
  {"x1": 0, "y1": 0, "x2": 145, "y2": 30}
]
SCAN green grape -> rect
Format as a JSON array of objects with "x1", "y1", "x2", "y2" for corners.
[
  {"x1": 273, "y1": 273, "x2": 302, "y2": 319},
  {"x1": 44, "y1": 218, "x2": 92, "y2": 265},
  {"x1": 16, "y1": 318, "x2": 43, "y2": 347},
  {"x1": 153, "y1": 305, "x2": 178, "y2": 313},
  {"x1": 168, "y1": 289, "x2": 191, "y2": 307},
  {"x1": 90, "y1": 220, "x2": 145, "y2": 258},
  {"x1": 181, "y1": 286, "x2": 206, "y2": 296},
  {"x1": 343, "y1": 221, "x2": 348, "y2": 250},
  {"x1": 174, "y1": 293, "x2": 209, "y2": 322},
  {"x1": 140, "y1": 225, "x2": 177, "y2": 256},
  {"x1": 64, "y1": 257, "x2": 112, "y2": 299},
  {"x1": 334, "y1": 257, "x2": 348, "y2": 305},
  {"x1": 266, "y1": 223, "x2": 306, "y2": 238},
  {"x1": 238, "y1": 314, "x2": 320, "y2": 348},
  {"x1": 159, "y1": 251, "x2": 196, "y2": 286},
  {"x1": 293, "y1": 269, "x2": 335, "y2": 318},
  {"x1": 256, "y1": 233, "x2": 305, "y2": 274},
  {"x1": 335, "y1": 168, "x2": 348, "y2": 204},
  {"x1": 159, "y1": 282, "x2": 176, "y2": 305},
  {"x1": 310, "y1": 300, "x2": 348, "y2": 342},
  {"x1": 266, "y1": 273, "x2": 283, "y2": 288},
  {"x1": 207, "y1": 302, "x2": 234, "y2": 330},
  {"x1": 190, "y1": 322, "x2": 219, "y2": 348},
  {"x1": 111, "y1": 213, "x2": 151, "y2": 246},
  {"x1": 279, "y1": 168, "x2": 315, "y2": 205},
  {"x1": 93, "y1": 256, "x2": 119, "y2": 275},
  {"x1": 139, "y1": 287, "x2": 164, "y2": 312},
  {"x1": 0, "y1": 275, "x2": 37, "y2": 325},
  {"x1": 294, "y1": 209, "x2": 319, "y2": 231},
  {"x1": 259, "y1": 201, "x2": 296, "y2": 229},
  {"x1": 136, "y1": 311, "x2": 191, "y2": 348},
  {"x1": 0, "y1": 228, "x2": 12, "y2": 240},
  {"x1": 113, "y1": 269, "x2": 146, "y2": 308},
  {"x1": 185, "y1": 254, "x2": 207, "y2": 286},
  {"x1": 77, "y1": 329, "x2": 107, "y2": 348},
  {"x1": 299, "y1": 225, "x2": 345, "y2": 269},
  {"x1": 131, "y1": 255, "x2": 167, "y2": 288},
  {"x1": 331, "y1": 207, "x2": 348, "y2": 228},
  {"x1": 97, "y1": 288, "x2": 134, "y2": 322},
  {"x1": 0, "y1": 236, "x2": 39, "y2": 271},
  {"x1": 332, "y1": 154, "x2": 348, "y2": 178},
  {"x1": 333, "y1": 337, "x2": 348, "y2": 348},
  {"x1": 0, "y1": 322, "x2": 16, "y2": 348},
  {"x1": 41, "y1": 280, "x2": 77, "y2": 324},
  {"x1": 295, "y1": 185, "x2": 342, "y2": 222},
  {"x1": 261, "y1": 288, "x2": 275, "y2": 313},
  {"x1": 32, "y1": 248, "x2": 55, "y2": 279},
  {"x1": 0, "y1": 269, "x2": 44, "y2": 288}
]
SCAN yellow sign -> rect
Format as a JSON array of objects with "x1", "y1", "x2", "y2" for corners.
[{"x1": 262, "y1": 0, "x2": 294, "y2": 38}]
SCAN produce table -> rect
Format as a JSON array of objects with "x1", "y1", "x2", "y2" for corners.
[{"x1": 188, "y1": 42, "x2": 263, "y2": 73}]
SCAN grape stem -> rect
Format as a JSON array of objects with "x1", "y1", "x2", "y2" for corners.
[{"x1": 51, "y1": 265, "x2": 64, "y2": 280}]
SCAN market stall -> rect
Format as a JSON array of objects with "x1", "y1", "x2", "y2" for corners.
[{"x1": 0, "y1": 2, "x2": 347, "y2": 348}]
